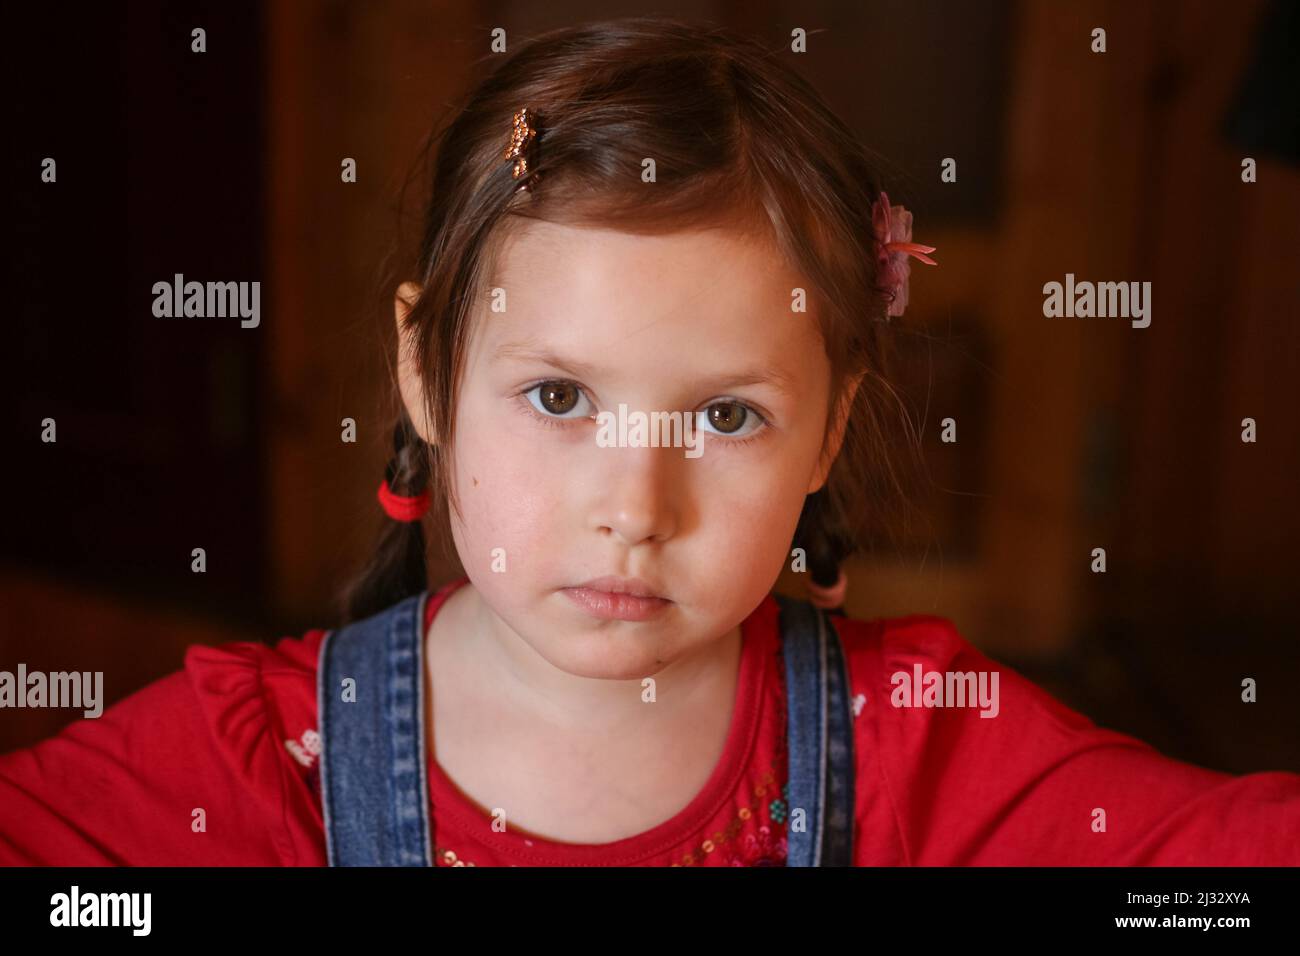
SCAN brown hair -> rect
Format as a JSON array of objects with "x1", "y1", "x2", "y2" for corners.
[{"x1": 339, "y1": 15, "x2": 925, "y2": 624}]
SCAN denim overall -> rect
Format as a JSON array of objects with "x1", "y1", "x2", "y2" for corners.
[{"x1": 318, "y1": 589, "x2": 855, "y2": 866}]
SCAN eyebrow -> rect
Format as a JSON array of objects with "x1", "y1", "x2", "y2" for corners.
[{"x1": 493, "y1": 341, "x2": 800, "y2": 398}]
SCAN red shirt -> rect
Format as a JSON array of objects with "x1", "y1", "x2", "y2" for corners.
[{"x1": 2, "y1": 576, "x2": 1297, "y2": 866}]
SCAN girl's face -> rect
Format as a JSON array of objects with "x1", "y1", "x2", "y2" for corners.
[{"x1": 398, "y1": 219, "x2": 854, "y2": 681}]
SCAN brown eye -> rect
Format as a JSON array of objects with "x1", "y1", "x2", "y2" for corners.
[
  {"x1": 539, "y1": 382, "x2": 578, "y2": 414},
  {"x1": 705, "y1": 402, "x2": 748, "y2": 434},
  {"x1": 525, "y1": 381, "x2": 594, "y2": 419}
]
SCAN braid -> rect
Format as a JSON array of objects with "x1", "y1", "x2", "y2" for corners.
[
  {"x1": 794, "y1": 489, "x2": 854, "y2": 615},
  {"x1": 386, "y1": 417, "x2": 431, "y2": 501},
  {"x1": 338, "y1": 413, "x2": 433, "y2": 624}
]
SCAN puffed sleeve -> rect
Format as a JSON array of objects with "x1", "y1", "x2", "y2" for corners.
[
  {"x1": 0, "y1": 638, "x2": 319, "y2": 866},
  {"x1": 844, "y1": 614, "x2": 1300, "y2": 865}
]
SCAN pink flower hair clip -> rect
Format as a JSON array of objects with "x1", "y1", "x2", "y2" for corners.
[{"x1": 871, "y1": 190, "x2": 938, "y2": 318}]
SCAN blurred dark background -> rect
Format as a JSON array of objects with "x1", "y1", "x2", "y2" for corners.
[{"x1": 3, "y1": 0, "x2": 1298, "y2": 776}]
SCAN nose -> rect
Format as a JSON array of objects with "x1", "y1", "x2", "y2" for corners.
[{"x1": 589, "y1": 444, "x2": 681, "y2": 547}]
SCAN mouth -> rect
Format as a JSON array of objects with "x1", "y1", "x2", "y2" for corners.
[{"x1": 561, "y1": 576, "x2": 672, "y2": 622}]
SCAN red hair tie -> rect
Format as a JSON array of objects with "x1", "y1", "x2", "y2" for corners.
[{"x1": 377, "y1": 479, "x2": 430, "y2": 522}]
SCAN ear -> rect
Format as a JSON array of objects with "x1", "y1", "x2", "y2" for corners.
[
  {"x1": 394, "y1": 281, "x2": 437, "y2": 445},
  {"x1": 807, "y1": 371, "x2": 865, "y2": 495}
]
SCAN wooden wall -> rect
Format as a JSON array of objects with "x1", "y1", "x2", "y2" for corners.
[
  {"x1": 6, "y1": 1, "x2": 1296, "y2": 766},
  {"x1": 263, "y1": 0, "x2": 481, "y2": 625}
]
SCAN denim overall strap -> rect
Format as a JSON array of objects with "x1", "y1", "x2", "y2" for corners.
[
  {"x1": 776, "y1": 593, "x2": 855, "y2": 866},
  {"x1": 318, "y1": 590, "x2": 434, "y2": 866}
]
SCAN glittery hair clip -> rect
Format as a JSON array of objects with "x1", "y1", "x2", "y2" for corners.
[{"x1": 504, "y1": 107, "x2": 541, "y2": 193}]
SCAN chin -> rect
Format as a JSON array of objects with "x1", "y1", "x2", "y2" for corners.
[{"x1": 532, "y1": 633, "x2": 674, "y2": 682}]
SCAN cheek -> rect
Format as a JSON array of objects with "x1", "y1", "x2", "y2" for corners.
[
  {"x1": 694, "y1": 456, "x2": 808, "y2": 580},
  {"x1": 450, "y1": 395, "x2": 569, "y2": 572}
]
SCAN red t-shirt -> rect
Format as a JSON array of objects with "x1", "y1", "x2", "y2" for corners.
[{"x1": 2, "y1": 576, "x2": 1297, "y2": 866}]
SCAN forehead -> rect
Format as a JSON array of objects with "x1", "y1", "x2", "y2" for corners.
[{"x1": 477, "y1": 219, "x2": 821, "y2": 375}]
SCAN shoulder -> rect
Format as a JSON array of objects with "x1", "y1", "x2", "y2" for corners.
[
  {"x1": 831, "y1": 611, "x2": 983, "y2": 703},
  {"x1": 182, "y1": 628, "x2": 327, "y2": 777},
  {"x1": 833, "y1": 610, "x2": 998, "y2": 673},
  {"x1": 182, "y1": 627, "x2": 326, "y2": 726},
  {"x1": 0, "y1": 627, "x2": 330, "y2": 865},
  {"x1": 830, "y1": 611, "x2": 969, "y2": 663},
  {"x1": 828, "y1": 611, "x2": 1102, "y2": 864},
  {"x1": 827, "y1": 611, "x2": 1300, "y2": 865},
  {"x1": 830, "y1": 610, "x2": 1092, "y2": 730},
  {"x1": 184, "y1": 626, "x2": 326, "y2": 680},
  {"x1": 829, "y1": 609, "x2": 1112, "y2": 775}
]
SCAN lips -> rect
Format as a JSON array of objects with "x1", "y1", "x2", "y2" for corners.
[
  {"x1": 561, "y1": 576, "x2": 672, "y2": 621},
  {"x1": 571, "y1": 576, "x2": 667, "y2": 599}
]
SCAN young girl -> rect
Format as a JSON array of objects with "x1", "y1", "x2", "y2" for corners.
[{"x1": 2, "y1": 17, "x2": 1297, "y2": 867}]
